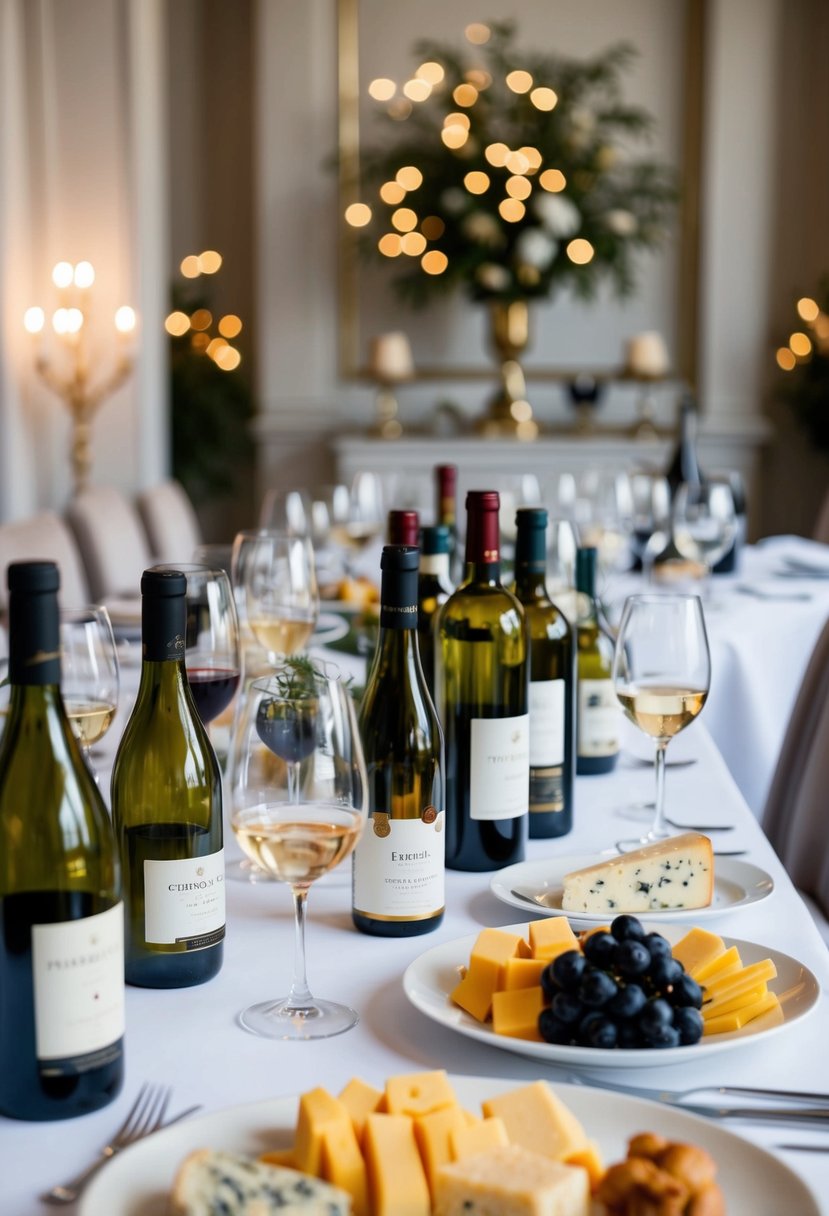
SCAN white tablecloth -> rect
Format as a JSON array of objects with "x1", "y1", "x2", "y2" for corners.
[
  {"x1": 4, "y1": 708, "x2": 828, "y2": 1214},
  {"x1": 603, "y1": 536, "x2": 829, "y2": 819}
]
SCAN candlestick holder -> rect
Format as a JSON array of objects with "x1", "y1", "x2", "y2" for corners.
[
  {"x1": 367, "y1": 331, "x2": 413, "y2": 439},
  {"x1": 623, "y1": 331, "x2": 670, "y2": 440},
  {"x1": 24, "y1": 262, "x2": 136, "y2": 496}
]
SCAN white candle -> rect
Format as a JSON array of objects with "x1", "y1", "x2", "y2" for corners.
[
  {"x1": 625, "y1": 331, "x2": 670, "y2": 378},
  {"x1": 369, "y1": 331, "x2": 414, "y2": 382}
]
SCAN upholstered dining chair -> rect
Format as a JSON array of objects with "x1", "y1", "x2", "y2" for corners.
[
  {"x1": 65, "y1": 484, "x2": 153, "y2": 601},
  {"x1": 813, "y1": 487, "x2": 829, "y2": 544},
  {"x1": 763, "y1": 616, "x2": 829, "y2": 935},
  {"x1": 0, "y1": 511, "x2": 90, "y2": 612},
  {"x1": 136, "y1": 480, "x2": 202, "y2": 565}
]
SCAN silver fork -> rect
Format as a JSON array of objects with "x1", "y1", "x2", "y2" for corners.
[
  {"x1": 564, "y1": 1074, "x2": 829, "y2": 1124},
  {"x1": 42, "y1": 1083, "x2": 199, "y2": 1205}
]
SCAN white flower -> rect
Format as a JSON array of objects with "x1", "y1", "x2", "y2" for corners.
[
  {"x1": 476, "y1": 263, "x2": 511, "y2": 292},
  {"x1": 604, "y1": 209, "x2": 638, "y2": 236},
  {"x1": 535, "y1": 193, "x2": 581, "y2": 238},
  {"x1": 440, "y1": 188, "x2": 467, "y2": 215},
  {"x1": 462, "y1": 211, "x2": 504, "y2": 247},
  {"x1": 514, "y1": 227, "x2": 557, "y2": 269}
]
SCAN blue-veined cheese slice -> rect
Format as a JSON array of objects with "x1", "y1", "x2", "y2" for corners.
[
  {"x1": 170, "y1": 1150, "x2": 352, "y2": 1215},
  {"x1": 561, "y1": 834, "x2": 714, "y2": 914}
]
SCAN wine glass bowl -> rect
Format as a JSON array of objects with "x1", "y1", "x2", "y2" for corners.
[
  {"x1": 612, "y1": 594, "x2": 710, "y2": 846},
  {"x1": 673, "y1": 482, "x2": 737, "y2": 577},
  {"x1": 59, "y1": 606, "x2": 120, "y2": 765},
  {"x1": 229, "y1": 660, "x2": 367, "y2": 1039},
  {"x1": 233, "y1": 530, "x2": 319, "y2": 662}
]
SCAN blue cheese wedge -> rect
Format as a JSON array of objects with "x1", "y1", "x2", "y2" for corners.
[
  {"x1": 561, "y1": 834, "x2": 714, "y2": 914},
  {"x1": 434, "y1": 1144, "x2": 590, "y2": 1216},
  {"x1": 171, "y1": 1150, "x2": 352, "y2": 1215}
]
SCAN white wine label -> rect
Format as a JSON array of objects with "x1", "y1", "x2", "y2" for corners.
[
  {"x1": 353, "y1": 815, "x2": 445, "y2": 920},
  {"x1": 578, "y1": 679, "x2": 621, "y2": 757},
  {"x1": 32, "y1": 903, "x2": 125, "y2": 1062},
  {"x1": 143, "y1": 849, "x2": 225, "y2": 947},
  {"x1": 528, "y1": 679, "x2": 565, "y2": 766},
  {"x1": 469, "y1": 714, "x2": 530, "y2": 820}
]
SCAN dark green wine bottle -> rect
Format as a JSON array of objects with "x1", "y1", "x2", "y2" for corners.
[
  {"x1": 112, "y1": 569, "x2": 224, "y2": 988},
  {"x1": 417, "y1": 525, "x2": 454, "y2": 700},
  {"x1": 575, "y1": 547, "x2": 620, "y2": 775},
  {"x1": 354, "y1": 545, "x2": 445, "y2": 936},
  {"x1": 0, "y1": 561, "x2": 124, "y2": 1121},
  {"x1": 436, "y1": 491, "x2": 529, "y2": 871},
  {"x1": 512, "y1": 508, "x2": 575, "y2": 838}
]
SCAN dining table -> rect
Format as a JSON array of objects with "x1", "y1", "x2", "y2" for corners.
[{"x1": 3, "y1": 607, "x2": 829, "y2": 1216}]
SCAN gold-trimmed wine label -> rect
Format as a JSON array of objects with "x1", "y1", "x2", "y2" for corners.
[
  {"x1": 353, "y1": 813, "x2": 445, "y2": 920},
  {"x1": 373, "y1": 811, "x2": 391, "y2": 838}
]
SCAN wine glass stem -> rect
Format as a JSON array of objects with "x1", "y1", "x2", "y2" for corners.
[
  {"x1": 287, "y1": 761, "x2": 301, "y2": 803},
  {"x1": 652, "y1": 739, "x2": 669, "y2": 836},
  {"x1": 287, "y1": 885, "x2": 313, "y2": 1011}
]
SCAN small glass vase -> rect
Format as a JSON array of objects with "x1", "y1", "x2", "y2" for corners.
[{"x1": 477, "y1": 298, "x2": 538, "y2": 440}]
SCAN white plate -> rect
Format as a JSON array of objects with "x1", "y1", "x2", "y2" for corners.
[
  {"x1": 491, "y1": 854, "x2": 775, "y2": 922},
  {"x1": 312, "y1": 611, "x2": 351, "y2": 644},
  {"x1": 78, "y1": 1075, "x2": 819, "y2": 1216},
  {"x1": 402, "y1": 920, "x2": 819, "y2": 1070}
]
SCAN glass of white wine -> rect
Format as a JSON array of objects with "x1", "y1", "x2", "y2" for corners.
[
  {"x1": 235, "y1": 530, "x2": 319, "y2": 662},
  {"x1": 229, "y1": 658, "x2": 367, "y2": 1039},
  {"x1": 673, "y1": 481, "x2": 737, "y2": 590},
  {"x1": 59, "y1": 606, "x2": 120, "y2": 775},
  {"x1": 612, "y1": 594, "x2": 710, "y2": 846}
]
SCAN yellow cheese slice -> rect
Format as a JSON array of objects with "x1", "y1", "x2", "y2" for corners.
[
  {"x1": 703, "y1": 958, "x2": 777, "y2": 1005},
  {"x1": 481, "y1": 1082, "x2": 589, "y2": 1161},
  {"x1": 671, "y1": 927, "x2": 725, "y2": 975},
  {"x1": 293, "y1": 1088, "x2": 352, "y2": 1176},
  {"x1": 363, "y1": 1113, "x2": 431, "y2": 1216},
  {"x1": 320, "y1": 1122, "x2": 370, "y2": 1216},
  {"x1": 528, "y1": 917, "x2": 579, "y2": 960},
  {"x1": 385, "y1": 1070, "x2": 458, "y2": 1118},
  {"x1": 449, "y1": 1116, "x2": 509, "y2": 1162},
  {"x1": 691, "y1": 944, "x2": 743, "y2": 984},
  {"x1": 702, "y1": 982, "x2": 767, "y2": 1021},
  {"x1": 338, "y1": 1077, "x2": 384, "y2": 1140},
  {"x1": 259, "y1": 1147, "x2": 295, "y2": 1168},
  {"x1": 703, "y1": 990, "x2": 780, "y2": 1035},
  {"x1": 413, "y1": 1106, "x2": 467, "y2": 1198},
  {"x1": 491, "y1": 987, "x2": 545, "y2": 1041}
]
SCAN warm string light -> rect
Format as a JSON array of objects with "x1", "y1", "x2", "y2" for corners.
[
  {"x1": 777, "y1": 296, "x2": 829, "y2": 371},
  {"x1": 23, "y1": 260, "x2": 136, "y2": 494},
  {"x1": 165, "y1": 251, "x2": 243, "y2": 373}
]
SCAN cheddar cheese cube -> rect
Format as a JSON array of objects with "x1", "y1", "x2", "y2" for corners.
[
  {"x1": 450, "y1": 930, "x2": 528, "y2": 1022},
  {"x1": 491, "y1": 987, "x2": 545, "y2": 1041},
  {"x1": 258, "y1": 1147, "x2": 295, "y2": 1168},
  {"x1": 364, "y1": 1113, "x2": 431, "y2": 1216},
  {"x1": 338, "y1": 1076, "x2": 384, "y2": 1139},
  {"x1": 320, "y1": 1121, "x2": 370, "y2": 1216},
  {"x1": 293, "y1": 1087, "x2": 352, "y2": 1176},
  {"x1": 502, "y1": 957, "x2": 548, "y2": 991},
  {"x1": 449, "y1": 1116, "x2": 509, "y2": 1161},
  {"x1": 481, "y1": 1082, "x2": 589, "y2": 1162},
  {"x1": 564, "y1": 1140, "x2": 605, "y2": 1192},
  {"x1": 671, "y1": 927, "x2": 725, "y2": 975},
  {"x1": 385, "y1": 1070, "x2": 458, "y2": 1118},
  {"x1": 413, "y1": 1106, "x2": 467, "y2": 1197},
  {"x1": 528, "y1": 917, "x2": 579, "y2": 961}
]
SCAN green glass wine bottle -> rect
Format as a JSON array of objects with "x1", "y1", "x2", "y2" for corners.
[
  {"x1": 575, "y1": 547, "x2": 620, "y2": 775},
  {"x1": 0, "y1": 561, "x2": 125, "y2": 1121},
  {"x1": 112, "y1": 568, "x2": 225, "y2": 988}
]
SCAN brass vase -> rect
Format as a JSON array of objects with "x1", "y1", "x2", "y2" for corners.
[{"x1": 477, "y1": 299, "x2": 538, "y2": 440}]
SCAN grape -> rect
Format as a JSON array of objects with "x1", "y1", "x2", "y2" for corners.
[
  {"x1": 673, "y1": 1006, "x2": 704, "y2": 1045},
  {"x1": 617, "y1": 1020, "x2": 643, "y2": 1049},
  {"x1": 614, "y1": 939, "x2": 651, "y2": 978},
  {"x1": 648, "y1": 1024, "x2": 682, "y2": 1049},
  {"x1": 607, "y1": 982, "x2": 647, "y2": 1020},
  {"x1": 644, "y1": 932, "x2": 672, "y2": 962},
  {"x1": 551, "y1": 950, "x2": 587, "y2": 993},
  {"x1": 668, "y1": 972, "x2": 704, "y2": 1009},
  {"x1": 582, "y1": 931, "x2": 617, "y2": 968},
  {"x1": 585, "y1": 1016, "x2": 618, "y2": 1049},
  {"x1": 579, "y1": 969, "x2": 618, "y2": 1008},
  {"x1": 637, "y1": 998, "x2": 674, "y2": 1041},
  {"x1": 576, "y1": 1010, "x2": 607, "y2": 1045},
  {"x1": 540, "y1": 962, "x2": 561, "y2": 1002},
  {"x1": 538, "y1": 1008, "x2": 572, "y2": 1045},
  {"x1": 649, "y1": 955, "x2": 684, "y2": 989},
  {"x1": 610, "y1": 914, "x2": 646, "y2": 942},
  {"x1": 551, "y1": 991, "x2": 584, "y2": 1025}
]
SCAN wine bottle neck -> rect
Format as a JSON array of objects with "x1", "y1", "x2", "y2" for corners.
[{"x1": 514, "y1": 565, "x2": 549, "y2": 602}]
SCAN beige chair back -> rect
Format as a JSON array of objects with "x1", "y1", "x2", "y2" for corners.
[
  {"x1": 137, "y1": 480, "x2": 201, "y2": 565},
  {"x1": 813, "y1": 488, "x2": 829, "y2": 544},
  {"x1": 65, "y1": 485, "x2": 153, "y2": 601},
  {"x1": 763, "y1": 616, "x2": 829, "y2": 917},
  {"x1": 0, "y1": 512, "x2": 90, "y2": 612}
]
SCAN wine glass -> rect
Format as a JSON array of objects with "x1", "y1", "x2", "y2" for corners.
[
  {"x1": 234, "y1": 530, "x2": 319, "y2": 663},
  {"x1": 259, "y1": 488, "x2": 312, "y2": 535},
  {"x1": 629, "y1": 471, "x2": 671, "y2": 579},
  {"x1": 673, "y1": 482, "x2": 737, "y2": 590},
  {"x1": 330, "y1": 472, "x2": 384, "y2": 577},
  {"x1": 612, "y1": 594, "x2": 710, "y2": 847},
  {"x1": 229, "y1": 659, "x2": 367, "y2": 1039},
  {"x1": 59, "y1": 606, "x2": 120, "y2": 774}
]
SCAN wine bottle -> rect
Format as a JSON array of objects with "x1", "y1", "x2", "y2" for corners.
[
  {"x1": 512, "y1": 508, "x2": 575, "y2": 838},
  {"x1": 354, "y1": 545, "x2": 445, "y2": 936},
  {"x1": 0, "y1": 561, "x2": 124, "y2": 1121},
  {"x1": 434, "y1": 463, "x2": 459, "y2": 578},
  {"x1": 388, "y1": 509, "x2": 419, "y2": 547},
  {"x1": 111, "y1": 569, "x2": 225, "y2": 988},
  {"x1": 575, "y1": 547, "x2": 620, "y2": 775},
  {"x1": 665, "y1": 392, "x2": 702, "y2": 494},
  {"x1": 417, "y1": 524, "x2": 454, "y2": 700},
  {"x1": 436, "y1": 491, "x2": 529, "y2": 871}
]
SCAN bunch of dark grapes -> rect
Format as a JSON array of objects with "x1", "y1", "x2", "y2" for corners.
[{"x1": 538, "y1": 915, "x2": 704, "y2": 1050}]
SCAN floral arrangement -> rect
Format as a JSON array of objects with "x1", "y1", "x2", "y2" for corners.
[
  {"x1": 348, "y1": 22, "x2": 677, "y2": 307},
  {"x1": 776, "y1": 281, "x2": 829, "y2": 453}
]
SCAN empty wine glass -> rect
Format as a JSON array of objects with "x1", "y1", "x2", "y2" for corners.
[
  {"x1": 330, "y1": 473, "x2": 384, "y2": 577},
  {"x1": 259, "y1": 488, "x2": 312, "y2": 535},
  {"x1": 60, "y1": 606, "x2": 120, "y2": 774},
  {"x1": 613, "y1": 594, "x2": 710, "y2": 847},
  {"x1": 629, "y1": 471, "x2": 671, "y2": 579},
  {"x1": 234, "y1": 530, "x2": 319, "y2": 663},
  {"x1": 673, "y1": 482, "x2": 737, "y2": 589},
  {"x1": 230, "y1": 659, "x2": 367, "y2": 1039}
]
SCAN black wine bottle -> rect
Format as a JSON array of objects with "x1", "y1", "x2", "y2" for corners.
[
  {"x1": 436, "y1": 491, "x2": 529, "y2": 871},
  {"x1": 388, "y1": 509, "x2": 420, "y2": 547},
  {"x1": 417, "y1": 524, "x2": 454, "y2": 700},
  {"x1": 512, "y1": 508, "x2": 575, "y2": 838},
  {"x1": 665, "y1": 393, "x2": 702, "y2": 494},
  {"x1": 575, "y1": 547, "x2": 620, "y2": 775},
  {"x1": 111, "y1": 569, "x2": 225, "y2": 988},
  {"x1": 0, "y1": 561, "x2": 125, "y2": 1121},
  {"x1": 354, "y1": 545, "x2": 445, "y2": 936},
  {"x1": 435, "y1": 463, "x2": 460, "y2": 579}
]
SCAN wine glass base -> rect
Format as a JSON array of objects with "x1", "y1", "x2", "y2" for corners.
[
  {"x1": 225, "y1": 858, "x2": 276, "y2": 884},
  {"x1": 615, "y1": 801, "x2": 656, "y2": 822},
  {"x1": 615, "y1": 828, "x2": 673, "y2": 852},
  {"x1": 238, "y1": 997, "x2": 359, "y2": 1040}
]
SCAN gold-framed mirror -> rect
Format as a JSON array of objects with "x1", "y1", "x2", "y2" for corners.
[{"x1": 337, "y1": 0, "x2": 704, "y2": 386}]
